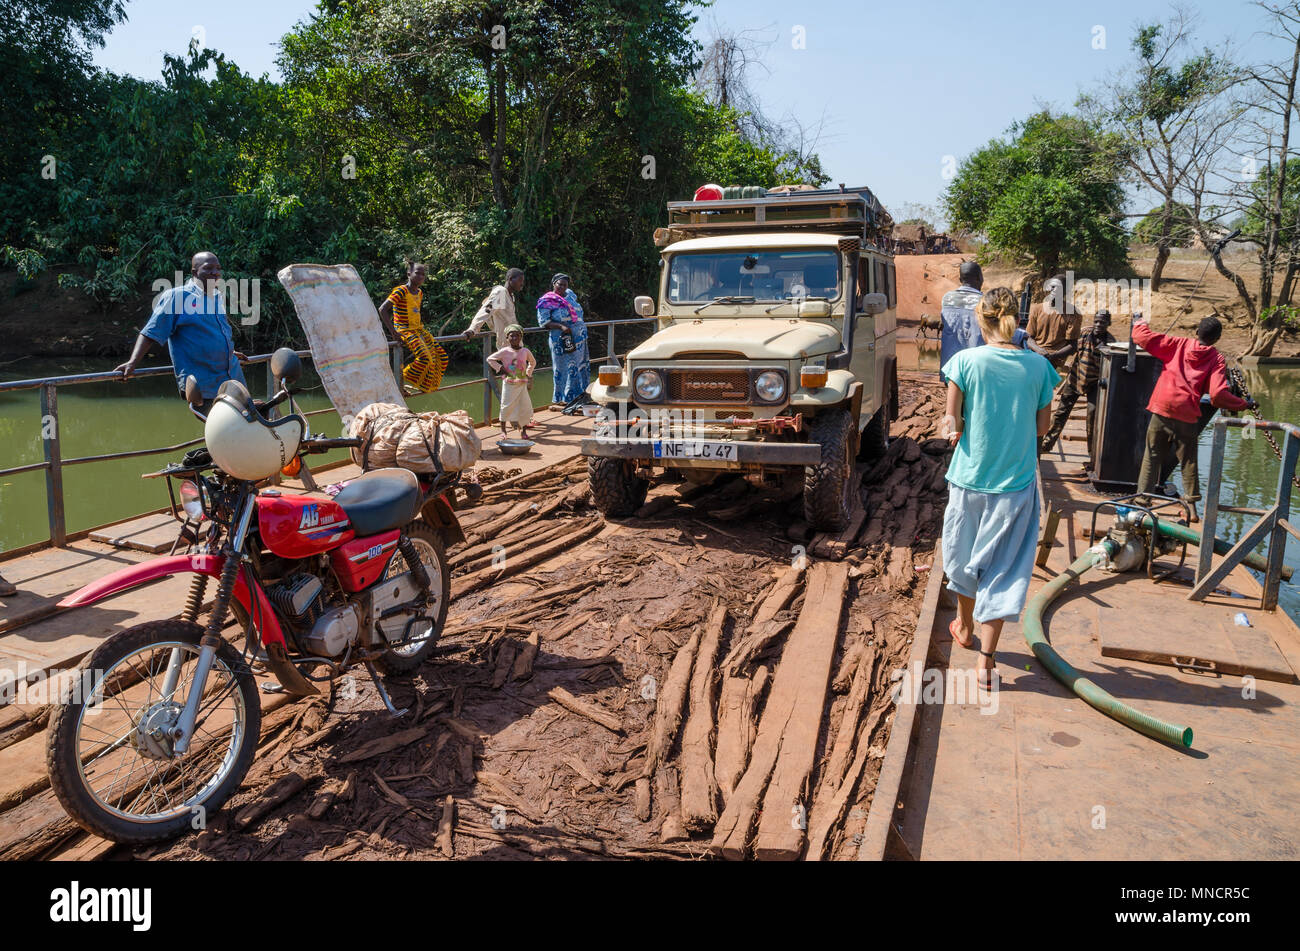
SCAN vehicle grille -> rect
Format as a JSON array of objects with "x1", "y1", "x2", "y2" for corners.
[{"x1": 666, "y1": 370, "x2": 750, "y2": 403}]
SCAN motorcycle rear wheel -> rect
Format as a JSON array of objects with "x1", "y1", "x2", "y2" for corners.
[
  {"x1": 375, "y1": 521, "x2": 450, "y2": 675},
  {"x1": 46, "y1": 619, "x2": 261, "y2": 844}
]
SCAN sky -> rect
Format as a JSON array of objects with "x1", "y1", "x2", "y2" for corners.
[{"x1": 91, "y1": 0, "x2": 1281, "y2": 223}]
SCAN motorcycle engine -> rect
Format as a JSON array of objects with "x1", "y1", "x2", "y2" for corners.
[{"x1": 268, "y1": 572, "x2": 361, "y2": 658}]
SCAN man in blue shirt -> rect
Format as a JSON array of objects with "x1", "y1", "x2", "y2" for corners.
[
  {"x1": 939, "y1": 261, "x2": 984, "y2": 384},
  {"x1": 940, "y1": 263, "x2": 1047, "y2": 381},
  {"x1": 115, "y1": 251, "x2": 247, "y2": 410}
]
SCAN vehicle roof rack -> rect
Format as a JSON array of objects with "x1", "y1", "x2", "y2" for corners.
[{"x1": 659, "y1": 186, "x2": 894, "y2": 246}]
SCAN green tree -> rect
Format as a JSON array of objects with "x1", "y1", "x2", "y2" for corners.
[
  {"x1": 1133, "y1": 202, "x2": 1197, "y2": 246},
  {"x1": 1078, "y1": 12, "x2": 1239, "y2": 290},
  {"x1": 1, "y1": 0, "x2": 820, "y2": 364},
  {"x1": 944, "y1": 111, "x2": 1130, "y2": 275},
  {"x1": 0, "y1": 1, "x2": 127, "y2": 248}
]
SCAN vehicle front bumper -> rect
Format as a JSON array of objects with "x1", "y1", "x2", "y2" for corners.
[{"x1": 580, "y1": 436, "x2": 821, "y2": 467}]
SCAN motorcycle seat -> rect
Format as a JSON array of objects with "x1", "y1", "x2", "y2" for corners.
[{"x1": 334, "y1": 468, "x2": 423, "y2": 536}]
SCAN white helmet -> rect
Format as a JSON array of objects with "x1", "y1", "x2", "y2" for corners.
[{"x1": 204, "y1": 380, "x2": 304, "y2": 481}]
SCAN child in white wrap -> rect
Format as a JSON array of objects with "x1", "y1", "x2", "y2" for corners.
[{"x1": 487, "y1": 324, "x2": 536, "y2": 438}]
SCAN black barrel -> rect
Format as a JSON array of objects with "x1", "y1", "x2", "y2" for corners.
[{"x1": 1091, "y1": 343, "x2": 1162, "y2": 487}]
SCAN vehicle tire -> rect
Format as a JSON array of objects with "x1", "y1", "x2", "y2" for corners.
[
  {"x1": 804, "y1": 407, "x2": 856, "y2": 531},
  {"x1": 587, "y1": 456, "x2": 649, "y2": 518},
  {"x1": 376, "y1": 521, "x2": 450, "y2": 675},
  {"x1": 46, "y1": 619, "x2": 261, "y2": 844},
  {"x1": 859, "y1": 406, "x2": 889, "y2": 461},
  {"x1": 889, "y1": 361, "x2": 901, "y2": 421},
  {"x1": 858, "y1": 362, "x2": 897, "y2": 462}
]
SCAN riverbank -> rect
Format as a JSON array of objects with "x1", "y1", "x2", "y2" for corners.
[{"x1": 894, "y1": 247, "x2": 1300, "y2": 360}]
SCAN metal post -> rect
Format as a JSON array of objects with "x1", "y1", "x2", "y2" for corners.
[
  {"x1": 41, "y1": 384, "x2": 66, "y2": 547},
  {"x1": 482, "y1": 336, "x2": 493, "y2": 423},
  {"x1": 1263, "y1": 429, "x2": 1298, "y2": 611},
  {"x1": 607, "y1": 321, "x2": 616, "y2": 363},
  {"x1": 390, "y1": 341, "x2": 403, "y2": 388},
  {"x1": 1196, "y1": 421, "x2": 1227, "y2": 586}
]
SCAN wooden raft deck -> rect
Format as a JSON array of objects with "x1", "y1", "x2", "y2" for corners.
[{"x1": 882, "y1": 407, "x2": 1300, "y2": 860}]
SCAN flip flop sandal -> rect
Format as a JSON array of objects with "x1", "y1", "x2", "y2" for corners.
[
  {"x1": 948, "y1": 618, "x2": 974, "y2": 650},
  {"x1": 977, "y1": 650, "x2": 998, "y2": 690}
]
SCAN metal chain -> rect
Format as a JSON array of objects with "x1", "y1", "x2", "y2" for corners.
[{"x1": 1226, "y1": 366, "x2": 1300, "y2": 490}]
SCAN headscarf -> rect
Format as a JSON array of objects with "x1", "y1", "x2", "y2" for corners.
[
  {"x1": 537, "y1": 291, "x2": 577, "y2": 318},
  {"x1": 504, "y1": 323, "x2": 524, "y2": 335}
]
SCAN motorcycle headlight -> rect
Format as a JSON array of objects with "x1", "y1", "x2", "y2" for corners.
[
  {"x1": 755, "y1": 370, "x2": 786, "y2": 403},
  {"x1": 634, "y1": 369, "x2": 664, "y2": 402},
  {"x1": 179, "y1": 480, "x2": 204, "y2": 521}
]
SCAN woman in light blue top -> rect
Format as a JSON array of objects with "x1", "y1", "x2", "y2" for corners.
[{"x1": 941, "y1": 287, "x2": 1060, "y2": 688}]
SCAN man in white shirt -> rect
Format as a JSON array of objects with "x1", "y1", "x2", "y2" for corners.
[
  {"x1": 466, "y1": 268, "x2": 524, "y2": 401},
  {"x1": 466, "y1": 268, "x2": 525, "y2": 349}
]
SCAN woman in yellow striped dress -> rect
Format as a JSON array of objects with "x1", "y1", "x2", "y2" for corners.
[{"x1": 379, "y1": 261, "x2": 448, "y2": 395}]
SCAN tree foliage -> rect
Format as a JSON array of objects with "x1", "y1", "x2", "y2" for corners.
[
  {"x1": 943, "y1": 111, "x2": 1130, "y2": 275},
  {"x1": 1133, "y1": 202, "x2": 1198, "y2": 246},
  {"x1": 1077, "y1": 10, "x2": 1240, "y2": 290},
  {"x1": 1, "y1": 0, "x2": 822, "y2": 359}
]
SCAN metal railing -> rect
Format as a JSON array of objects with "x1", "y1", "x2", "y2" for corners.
[
  {"x1": 1191, "y1": 416, "x2": 1299, "y2": 611},
  {"x1": 0, "y1": 316, "x2": 655, "y2": 548}
]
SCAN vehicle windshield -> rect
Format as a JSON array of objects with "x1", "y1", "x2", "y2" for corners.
[{"x1": 666, "y1": 249, "x2": 841, "y2": 305}]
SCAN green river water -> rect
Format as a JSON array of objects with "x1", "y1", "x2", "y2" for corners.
[
  {"x1": 3, "y1": 346, "x2": 1299, "y2": 623},
  {"x1": 0, "y1": 358, "x2": 553, "y2": 555}
]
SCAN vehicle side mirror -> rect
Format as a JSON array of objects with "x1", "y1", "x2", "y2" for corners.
[
  {"x1": 184, "y1": 375, "x2": 203, "y2": 406},
  {"x1": 270, "y1": 348, "x2": 303, "y2": 385},
  {"x1": 634, "y1": 296, "x2": 655, "y2": 317},
  {"x1": 861, "y1": 293, "x2": 887, "y2": 316}
]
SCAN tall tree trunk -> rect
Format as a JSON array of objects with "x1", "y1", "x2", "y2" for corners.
[
  {"x1": 1150, "y1": 204, "x2": 1174, "y2": 292},
  {"x1": 1151, "y1": 243, "x2": 1171, "y2": 292},
  {"x1": 490, "y1": 57, "x2": 507, "y2": 211},
  {"x1": 1247, "y1": 316, "x2": 1285, "y2": 358},
  {"x1": 1260, "y1": 26, "x2": 1300, "y2": 315},
  {"x1": 1278, "y1": 255, "x2": 1300, "y2": 307}
]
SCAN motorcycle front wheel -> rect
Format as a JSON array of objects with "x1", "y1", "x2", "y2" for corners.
[
  {"x1": 46, "y1": 619, "x2": 261, "y2": 844},
  {"x1": 375, "y1": 521, "x2": 450, "y2": 675}
]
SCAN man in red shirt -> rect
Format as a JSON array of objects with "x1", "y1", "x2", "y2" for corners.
[{"x1": 1133, "y1": 315, "x2": 1255, "y2": 512}]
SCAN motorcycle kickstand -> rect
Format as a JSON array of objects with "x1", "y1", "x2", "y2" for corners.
[{"x1": 362, "y1": 659, "x2": 409, "y2": 718}]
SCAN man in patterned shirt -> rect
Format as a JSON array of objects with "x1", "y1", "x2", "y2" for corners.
[
  {"x1": 379, "y1": 261, "x2": 448, "y2": 395},
  {"x1": 1039, "y1": 309, "x2": 1115, "y2": 462}
]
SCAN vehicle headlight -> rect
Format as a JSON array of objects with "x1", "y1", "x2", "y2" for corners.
[
  {"x1": 634, "y1": 369, "x2": 665, "y2": 401},
  {"x1": 755, "y1": 370, "x2": 786, "y2": 403},
  {"x1": 179, "y1": 480, "x2": 204, "y2": 521}
]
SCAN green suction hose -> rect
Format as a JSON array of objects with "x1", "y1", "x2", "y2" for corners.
[
  {"x1": 1022, "y1": 541, "x2": 1194, "y2": 748},
  {"x1": 1136, "y1": 515, "x2": 1292, "y2": 581}
]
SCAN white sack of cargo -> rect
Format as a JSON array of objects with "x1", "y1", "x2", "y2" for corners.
[
  {"x1": 349, "y1": 403, "x2": 481, "y2": 475},
  {"x1": 276, "y1": 263, "x2": 405, "y2": 425}
]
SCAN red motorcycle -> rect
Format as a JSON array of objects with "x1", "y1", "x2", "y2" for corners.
[{"x1": 46, "y1": 350, "x2": 460, "y2": 843}]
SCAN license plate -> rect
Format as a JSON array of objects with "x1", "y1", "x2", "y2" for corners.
[{"x1": 652, "y1": 440, "x2": 737, "y2": 461}]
